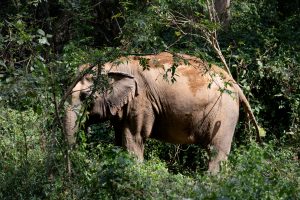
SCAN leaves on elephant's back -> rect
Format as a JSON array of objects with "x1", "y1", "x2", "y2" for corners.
[{"x1": 138, "y1": 57, "x2": 151, "y2": 71}]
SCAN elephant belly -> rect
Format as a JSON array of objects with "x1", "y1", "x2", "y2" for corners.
[{"x1": 150, "y1": 113, "x2": 213, "y2": 145}]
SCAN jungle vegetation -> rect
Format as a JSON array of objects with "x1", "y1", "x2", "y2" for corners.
[{"x1": 0, "y1": 0, "x2": 299, "y2": 199}]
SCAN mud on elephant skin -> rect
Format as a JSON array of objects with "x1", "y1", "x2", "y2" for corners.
[{"x1": 64, "y1": 52, "x2": 258, "y2": 174}]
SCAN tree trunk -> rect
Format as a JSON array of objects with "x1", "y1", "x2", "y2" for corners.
[{"x1": 214, "y1": 0, "x2": 230, "y2": 26}]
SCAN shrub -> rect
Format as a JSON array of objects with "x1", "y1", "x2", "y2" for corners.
[
  {"x1": 0, "y1": 108, "x2": 47, "y2": 199},
  {"x1": 54, "y1": 142, "x2": 300, "y2": 199}
]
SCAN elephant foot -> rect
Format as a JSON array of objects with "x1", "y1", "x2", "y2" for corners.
[
  {"x1": 208, "y1": 160, "x2": 221, "y2": 175},
  {"x1": 207, "y1": 145, "x2": 228, "y2": 174}
]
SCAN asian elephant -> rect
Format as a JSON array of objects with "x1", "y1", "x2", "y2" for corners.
[{"x1": 64, "y1": 52, "x2": 259, "y2": 173}]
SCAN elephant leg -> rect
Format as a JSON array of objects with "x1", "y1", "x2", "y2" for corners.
[
  {"x1": 122, "y1": 126, "x2": 145, "y2": 161},
  {"x1": 207, "y1": 145, "x2": 229, "y2": 174},
  {"x1": 206, "y1": 94, "x2": 239, "y2": 174},
  {"x1": 207, "y1": 119, "x2": 237, "y2": 174}
]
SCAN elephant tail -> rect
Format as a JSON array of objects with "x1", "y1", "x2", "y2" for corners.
[{"x1": 236, "y1": 85, "x2": 262, "y2": 143}]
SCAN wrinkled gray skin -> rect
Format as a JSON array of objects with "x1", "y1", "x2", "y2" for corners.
[{"x1": 64, "y1": 52, "x2": 242, "y2": 173}]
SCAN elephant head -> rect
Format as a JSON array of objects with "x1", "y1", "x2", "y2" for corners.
[{"x1": 63, "y1": 62, "x2": 139, "y2": 146}]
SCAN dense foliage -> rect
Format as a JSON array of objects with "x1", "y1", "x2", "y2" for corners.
[{"x1": 0, "y1": 0, "x2": 299, "y2": 199}]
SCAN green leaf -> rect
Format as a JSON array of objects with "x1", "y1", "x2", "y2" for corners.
[
  {"x1": 37, "y1": 29, "x2": 45, "y2": 36},
  {"x1": 0, "y1": 60, "x2": 6, "y2": 67},
  {"x1": 112, "y1": 12, "x2": 123, "y2": 19},
  {"x1": 175, "y1": 31, "x2": 181, "y2": 37},
  {"x1": 38, "y1": 37, "x2": 49, "y2": 45},
  {"x1": 257, "y1": 59, "x2": 263, "y2": 67},
  {"x1": 258, "y1": 126, "x2": 266, "y2": 137}
]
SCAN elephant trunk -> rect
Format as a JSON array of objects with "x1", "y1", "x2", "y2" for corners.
[{"x1": 64, "y1": 105, "x2": 79, "y2": 146}]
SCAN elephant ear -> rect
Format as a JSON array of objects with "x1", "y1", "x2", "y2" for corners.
[{"x1": 106, "y1": 72, "x2": 139, "y2": 115}]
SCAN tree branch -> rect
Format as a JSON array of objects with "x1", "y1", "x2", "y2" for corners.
[{"x1": 58, "y1": 64, "x2": 97, "y2": 112}]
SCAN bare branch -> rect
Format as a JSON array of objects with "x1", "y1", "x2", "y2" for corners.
[
  {"x1": 112, "y1": 11, "x2": 123, "y2": 34},
  {"x1": 204, "y1": 0, "x2": 232, "y2": 77}
]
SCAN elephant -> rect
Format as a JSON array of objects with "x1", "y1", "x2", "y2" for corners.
[{"x1": 64, "y1": 52, "x2": 259, "y2": 173}]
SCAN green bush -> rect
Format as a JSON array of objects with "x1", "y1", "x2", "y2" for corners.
[
  {"x1": 59, "y1": 142, "x2": 300, "y2": 199},
  {"x1": 0, "y1": 108, "x2": 299, "y2": 199},
  {"x1": 204, "y1": 143, "x2": 300, "y2": 199},
  {"x1": 0, "y1": 108, "x2": 47, "y2": 199},
  {"x1": 224, "y1": 0, "x2": 300, "y2": 142}
]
